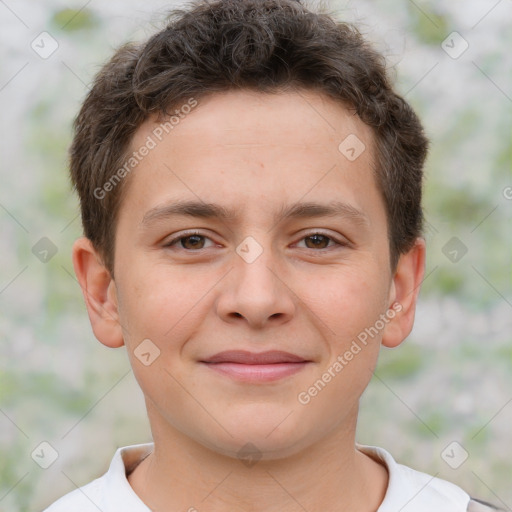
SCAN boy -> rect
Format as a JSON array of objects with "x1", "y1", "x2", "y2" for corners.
[{"x1": 43, "y1": 0, "x2": 501, "y2": 510}]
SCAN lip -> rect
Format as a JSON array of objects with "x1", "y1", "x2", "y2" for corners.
[
  {"x1": 201, "y1": 350, "x2": 309, "y2": 364},
  {"x1": 200, "y1": 350, "x2": 312, "y2": 383}
]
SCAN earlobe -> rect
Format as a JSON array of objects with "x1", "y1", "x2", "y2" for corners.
[
  {"x1": 71, "y1": 237, "x2": 124, "y2": 348},
  {"x1": 381, "y1": 238, "x2": 426, "y2": 348}
]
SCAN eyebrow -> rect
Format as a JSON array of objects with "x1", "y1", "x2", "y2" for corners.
[{"x1": 141, "y1": 199, "x2": 369, "y2": 228}]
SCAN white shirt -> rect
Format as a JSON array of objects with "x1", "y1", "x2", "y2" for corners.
[{"x1": 42, "y1": 443, "x2": 490, "y2": 511}]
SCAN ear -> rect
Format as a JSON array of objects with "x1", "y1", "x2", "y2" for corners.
[
  {"x1": 381, "y1": 238, "x2": 426, "y2": 348},
  {"x1": 72, "y1": 237, "x2": 124, "y2": 348}
]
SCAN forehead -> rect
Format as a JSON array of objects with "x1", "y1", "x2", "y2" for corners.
[
  {"x1": 148, "y1": 89, "x2": 374, "y2": 152},
  {"x1": 121, "y1": 89, "x2": 383, "y2": 227}
]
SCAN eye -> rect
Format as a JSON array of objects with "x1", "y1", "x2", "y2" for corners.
[
  {"x1": 295, "y1": 232, "x2": 347, "y2": 250},
  {"x1": 163, "y1": 230, "x2": 348, "y2": 252},
  {"x1": 163, "y1": 231, "x2": 216, "y2": 251}
]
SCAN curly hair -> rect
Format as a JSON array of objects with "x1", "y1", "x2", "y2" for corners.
[{"x1": 70, "y1": 0, "x2": 428, "y2": 275}]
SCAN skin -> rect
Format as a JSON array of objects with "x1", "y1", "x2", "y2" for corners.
[{"x1": 73, "y1": 89, "x2": 425, "y2": 512}]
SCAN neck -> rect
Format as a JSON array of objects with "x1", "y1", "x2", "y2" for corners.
[{"x1": 129, "y1": 405, "x2": 388, "y2": 512}]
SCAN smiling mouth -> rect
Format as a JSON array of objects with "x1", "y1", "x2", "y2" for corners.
[{"x1": 200, "y1": 350, "x2": 312, "y2": 382}]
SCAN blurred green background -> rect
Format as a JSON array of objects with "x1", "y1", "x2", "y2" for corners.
[{"x1": 0, "y1": 1, "x2": 510, "y2": 510}]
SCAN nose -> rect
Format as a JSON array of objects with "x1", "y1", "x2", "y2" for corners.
[{"x1": 215, "y1": 239, "x2": 296, "y2": 329}]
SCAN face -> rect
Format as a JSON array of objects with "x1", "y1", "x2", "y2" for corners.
[{"x1": 88, "y1": 90, "x2": 414, "y2": 460}]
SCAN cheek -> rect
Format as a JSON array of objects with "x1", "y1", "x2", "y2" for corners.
[
  {"x1": 117, "y1": 264, "x2": 212, "y2": 350},
  {"x1": 307, "y1": 265, "x2": 389, "y2": 337},
  {"x1": 299, "y1": 272, "x2": 386, "y2": 409}
]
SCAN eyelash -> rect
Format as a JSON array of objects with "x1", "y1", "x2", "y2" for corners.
[{"x1": 163, "y1": 230, "x2": 348, "y2": 252}]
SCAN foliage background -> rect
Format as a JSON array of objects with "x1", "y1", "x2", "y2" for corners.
[{"x1": 0, "y1": 0, "x2": 510, "y2": 510}]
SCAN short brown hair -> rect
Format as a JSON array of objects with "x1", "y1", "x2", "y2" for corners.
[{"x1": 70, "y1": 0, "x2": 428, "y2": 275}]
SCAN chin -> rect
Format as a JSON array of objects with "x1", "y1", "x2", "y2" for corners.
[
  {"x1": 199, "y1": 414, "x2": 314, "y2": 461},
  {"x1": 210, "y1": 435, "x2": 310, "y2": 463}
]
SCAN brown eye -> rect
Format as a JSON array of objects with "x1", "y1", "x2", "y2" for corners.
[
  {"x1": 164, "y1": 232, "x2": 215, "y2": 251},
  {"x1": 300, "y1": 233, "x2": 340, "y2": 250},
  {"x1": 180, "y1": 235, "x2": 206, "y2": 250}
]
